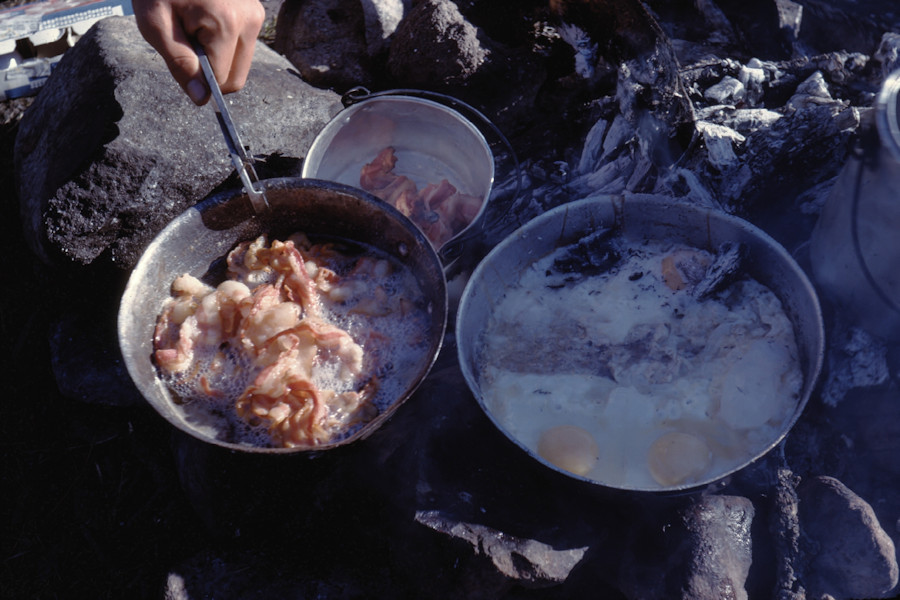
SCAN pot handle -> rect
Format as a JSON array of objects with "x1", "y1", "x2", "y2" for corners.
[{"x1": 341, "y1": 87, "x2": 522, "y2": 264}]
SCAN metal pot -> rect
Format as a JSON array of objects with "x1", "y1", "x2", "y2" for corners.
[
  {"x1": 118, "y1": 178, "x2": 448, "y2": 453},
  {"x1": 809, "y1": 69, "x2": 900, "y2": 341},
  {"x1": 456, "y1": 195, "x2": 825, "y2": 493},
  {"x1": 301, "y1": 90, "x2": 515, "y2": 264}
]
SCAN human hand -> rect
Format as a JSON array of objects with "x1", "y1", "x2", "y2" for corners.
[{"x1": 133, "y1": 0, "x2": 266, "y2": 105}]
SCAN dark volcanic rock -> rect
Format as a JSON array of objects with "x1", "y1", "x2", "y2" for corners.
[
  {"x1": 619, "y1": 494, "x2": 755, "y2": 600},
  {"x1": 681, "y1": 495, "x2": 755, "y2": 600},
  {"x1": 415, "y1": 510, "x2": 588, "y2": 587},
  {"x1": 799, "y1": 475, "x2": 899, "y2": 600},
  {"x1": 15, "y1": 16, "x2": 341, "y2": 271},
  {"x1": 798, "y1": 0, "x2": 900, "y2": 57},
  {"x1": 770, "y1": 468, "x2": 806, "y2": 600},
  {"x1": 387, "y1": 0, "x2": 491, "y2": 88},
  {"x1": 273, "y1": 0, "x2": 372, "y2": 92}
]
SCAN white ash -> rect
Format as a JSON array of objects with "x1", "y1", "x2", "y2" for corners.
[
  {"x1": 738, "y1": 60, "x2": 766, "y2": 104},
  {"x1": 576, "y1": 117, "x2": 608, "y2": 174},
  {"x1": 557, "y1": 23, "x2": 598, "y2": 80},
  {"x1": 696, "y1": 120, "x2": 745, "y2": 169},
  {"x1": 875, "y1": 32, "x2": 900, "y2": 76},
  {"x1": 786, "y1": 71, "x2": 841, "y2": 112},
  {"x1": 704, "y1": 75, "x2": 746, "y2": 105}
]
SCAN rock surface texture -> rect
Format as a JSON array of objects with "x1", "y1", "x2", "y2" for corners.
[{"x1": 15, "y1": 16, "x2": 341, "y2": 270}]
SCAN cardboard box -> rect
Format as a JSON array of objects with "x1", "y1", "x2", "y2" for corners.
[{"x1": 1, "y1": 0, "x2": 133, "y2": 100}]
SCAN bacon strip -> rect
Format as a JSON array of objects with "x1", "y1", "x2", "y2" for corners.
[{"x1": 359, "y1": 147, "x2": 484, "y2": 247}]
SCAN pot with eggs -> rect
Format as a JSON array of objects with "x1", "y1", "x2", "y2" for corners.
[
  {"x1": 456, "y1": 195, "x2": 825, "y2": 493},
  {"x1": 119, "y1": 178, "x2": 447, "y2": 453}
]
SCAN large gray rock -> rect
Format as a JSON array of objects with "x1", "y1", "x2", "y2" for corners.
[
  {"x1": 273, "y1": 0, "x2": 412, "y2": 92},
  {"x1": 618, "y1": 494, "x2": 755, "y2": 600},
  {"x1": 273, "y1": 0, "x2": 372, "y2": 92},
  {"x1": 681, "y1": 495, "x2": 755, "y2": 600},
  {"x1": 387, "y1": 0, "x2": 491, "y2": 88},
  {"x1": 799, "y1": 476, "x2": 899, "y2": 600},
  {"x1": 415, "y1": 510, "x2": 588, "y2": 587},
  {"x1": 15, "y1": 15, "x2": 342, "y2": 271}
]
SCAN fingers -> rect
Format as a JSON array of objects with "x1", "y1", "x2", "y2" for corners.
[
  {"x1": 223, "y1": 15, "x2": 262, "y2": 93},
  {"x1": 133, "y1": 0, "x2": 204, "y2": 104},
  {"x1": 192, "y1": 0, "x2": 264, "y2": 94},
  {"x1": 133, "y1": 0, "x2": 265, "y2": 105}
]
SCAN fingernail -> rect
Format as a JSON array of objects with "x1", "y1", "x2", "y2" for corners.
[{"x1": 186, "y1": 78, "x2": 207, "y2": 104}]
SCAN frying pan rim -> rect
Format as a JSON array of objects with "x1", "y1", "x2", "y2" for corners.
[{"x1": 118, "y1": 177, "x2": 449, "y2": 455}]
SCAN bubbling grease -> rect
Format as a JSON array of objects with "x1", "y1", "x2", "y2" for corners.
[
  {"x1": 153, "y1": 234, "x2": 433, "y2": 448},
  {"x1": 477, "y1": 237, "x2": 803, "y2": 490}
]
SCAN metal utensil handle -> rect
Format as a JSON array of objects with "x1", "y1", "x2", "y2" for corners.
[{"x1": 194, "y1": 44, "x2": 269, "y2": 213}]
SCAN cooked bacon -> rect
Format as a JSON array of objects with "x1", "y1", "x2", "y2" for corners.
[
  {"x1": 359, "y1": 147, "x2": 484, "y2": 247},
  {"x1": 359, "y1": 146, "x2": 400, "y2": 189},
  {"x1": 237, "y1": 374, "x2": 327, "y2": 446},
  {"x1": 450, "y1": 192, "x2": 483, "y2": 229},
  {"x1": 391, "y1": 186, "x2": 421, "y2": 219},
  {"x1": 154, "y1": 233, "x2": 420, "y2": 448},
  {"x1": 419, "y1": 179, "x2": 458, "y2": 210},
  {"x1": 153, "y1": 314, "x2": 198, "y2": 373}
]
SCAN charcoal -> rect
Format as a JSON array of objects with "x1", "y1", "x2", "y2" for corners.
[
  {"x1": 547, "y1": 226, "x2": 620, "y2": 283},
  {"x1": 692, "y1": 241, "x2": 746, "y2": 300}
]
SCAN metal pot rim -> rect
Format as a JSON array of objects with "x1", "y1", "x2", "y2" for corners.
[
  {"x1": 301, "y1": 94, "x2": 496, "y2": 254},
  {"x1": 876, "y1": 69, "x2": 900, "y2": 163},
  {"x1": 456, "y1": 194, "x2": 825, "y2": 493}
]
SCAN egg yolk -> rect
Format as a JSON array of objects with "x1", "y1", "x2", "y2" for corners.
[
  {"x1": 537, "y1": 425, "x2": 600, "y2": 476},
  {"x1": 647, "y1": 431, "x2": 712, "y2": 487}
]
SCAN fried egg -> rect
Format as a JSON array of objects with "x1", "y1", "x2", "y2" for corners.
[{"x1": 478, "y1": 237, "x2": 802, "y2": 490}]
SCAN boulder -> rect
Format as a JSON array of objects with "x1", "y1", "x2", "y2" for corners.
[
  {"x1": 799, "y1": 476, "x2": 899, "y2": 600},
  {"x1": 618, "y1": 494, "x2": 756, "y2": 600},
  {"x1": 15, "y1": 15, "x2": 342, "y2": 272},
  {"x1": 415, "y1": 510, "x2": 588, "y2": 586},
  {"x1": 273, "y1": 0, "x2": 373, "y2": 92},
  {"x1": 681, "y1": 495, "x2": 755, "y2": 600},
  {"x1": 387, "y1": 0, "x2": 491, "y2": 88}
]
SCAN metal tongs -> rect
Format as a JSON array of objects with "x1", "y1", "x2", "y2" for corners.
[{"x1": 195, "y1": 44, "x2": 269, "y2": 213}]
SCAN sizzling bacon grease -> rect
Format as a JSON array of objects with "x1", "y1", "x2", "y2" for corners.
[{"x1": 153, "y1": 233, "x2": 426, "y2": 448}]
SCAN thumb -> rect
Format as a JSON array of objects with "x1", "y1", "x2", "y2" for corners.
[
  {"x1": 159, "y1": 34, "x2": 210, "y2": 105},
  {"x1": 135, "y1": 7, "x2": 209, "y2": 105}
]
